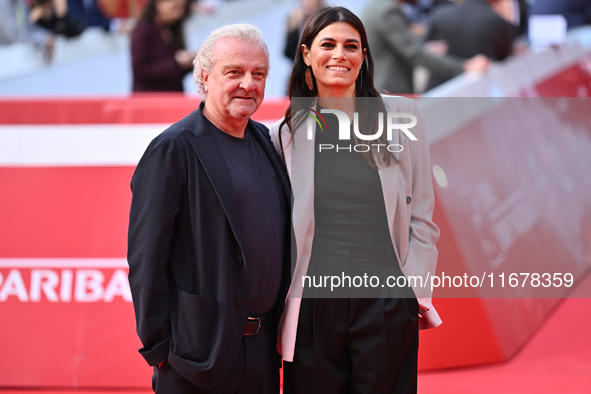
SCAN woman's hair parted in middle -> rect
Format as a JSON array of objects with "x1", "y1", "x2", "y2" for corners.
[
  {"x1": 288, "y1": 6, "x2": 379, "y2": 99},
  {"x1": 280, "y1": 6, "x2": 393, "y2": 168}
]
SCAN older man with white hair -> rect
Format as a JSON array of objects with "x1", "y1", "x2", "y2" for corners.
[{"x1": 128, "y1": 23, "x2": 291, "y2": 394}]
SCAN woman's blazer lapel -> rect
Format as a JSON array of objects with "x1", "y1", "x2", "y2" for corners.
[{"x1": 280, "y1": 115, "x2": 316, "y2": 298}]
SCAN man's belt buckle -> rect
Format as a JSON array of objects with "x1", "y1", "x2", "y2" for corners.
[{"x1": 244, "y1": 316, "x2": 262, "y2": 336}]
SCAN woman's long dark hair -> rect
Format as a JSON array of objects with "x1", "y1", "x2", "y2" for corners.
[
  {"x1": 280, "y1": 6, "x2": 393, "y2": 168},
  {"x1": 138, "y1": 0, "x2": 192, "y2": 50}
]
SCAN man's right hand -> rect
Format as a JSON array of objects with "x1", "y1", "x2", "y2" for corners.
[{"x1": 463, "y1": 54, "x2": 490, "y2": 74}]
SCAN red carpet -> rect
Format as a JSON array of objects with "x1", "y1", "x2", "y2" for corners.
[
  {"x1": 2, "y1": 274, "x2": 589, "y2": 394},
  {"x1": 419, "y1": 272, "x2": 591, "y2": 393}
]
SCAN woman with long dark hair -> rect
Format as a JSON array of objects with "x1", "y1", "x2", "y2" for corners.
[
  {"x1": 270, "y1": 6, "x2": 442, "y2": 393},
  {"x1": 131, "y1": 0, "x2": 193, "y2": 92}
]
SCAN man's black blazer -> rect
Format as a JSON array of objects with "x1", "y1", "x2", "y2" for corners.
[{"x1": 127, "y1": 105, "x2": 292, "y2": 390}]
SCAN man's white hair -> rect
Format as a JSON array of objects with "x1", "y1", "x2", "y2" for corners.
[{"x1": 193, "y1": 23, "x2": 270, "y2": 95}]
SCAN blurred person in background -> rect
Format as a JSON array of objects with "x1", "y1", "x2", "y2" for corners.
[
  {"x1": 424, "y1": 0, "x2": 516, "y2": 90},
  {"x1": 398, "y1": 0, "x2": 449, "y2": 29},
  {"x1": 29, "y1": 0, "x2": 85, "y2": 38},
  {"x1": 429, "y1": 0, "x2": 455, "y2": 13},
  {"x1": 529, "y1": 0, "x2": 591, "y2": 30},
  {"x1": 283, "y1": 0, "x2": 325, "y2": 61},
  {"x1": 362, "y1": 0, "x2": 489, "y2": 94},
  {"x1": 271, "y1": 6, "x2": 441, "y2": 393},
  {"x1": 98, "y1": 0, "x2": 146, "y2": 18},
  {"x1": 496, "y1": 0, "x2": 529, "y2": 37},
  {"x1": 131, "y1": 0, "x2": 195, "y2": 92},
  {"x1": 0, "y1": 0, "x2": 55, "y2": 62},
  {"x1": 66, "y1": 0, "x2": 133, "y2": 34}
]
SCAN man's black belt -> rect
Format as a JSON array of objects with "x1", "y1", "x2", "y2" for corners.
[{"x1": 243, "y1": 314, "x2": 271, "y2": 336}]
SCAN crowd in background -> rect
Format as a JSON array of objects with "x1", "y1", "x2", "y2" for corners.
[
  {"x1": 282, "y1": 0, "x2": 591, "y2": 94},
  {"x1": 0, "y1": 0, "x2": 211, "y2": 66},
  {"x1": 0, "y1": 0, "x2": 140, "y2": 63},
  {"x1": 1, "y1": 0, "x2": 591, "y2": 94}
]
